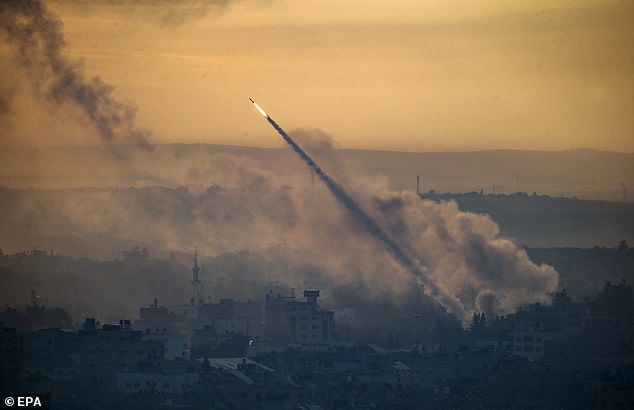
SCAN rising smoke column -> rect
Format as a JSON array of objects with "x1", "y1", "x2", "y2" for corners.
[
  {"x1": 250, "y1": 99, "x2": 465, "y2": 317},
  {"x1": 0, "y1": 0, "x2": 152, "y2": 149}
]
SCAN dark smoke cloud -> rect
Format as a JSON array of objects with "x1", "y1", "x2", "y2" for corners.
[
  {"x1": 50, "y1": 0, "x2": 255, "y2": 26},
  {"x1": 0, "y1": 73, "x2": 14, "y2": 119},
  {"x1": 0, "y1": 0, "x2": 152, "y2": 150},
  {"x1": 118, "y1": 0, "x2": 232, "y2": 26}
]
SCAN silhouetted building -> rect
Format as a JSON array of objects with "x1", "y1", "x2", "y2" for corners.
[
  {"x1": 596, "y1": 280, "x2": 633, "y2": 316},
  {"x1": 117, "y1": 360, "x2": 199, "y2": 395},
  {"x1": 201, "y1": 298, "x2": 262, "y2": 337},
  {"x1": 78, "y1": 318, "x2": 165, "y2": 390},
  {"x1": 264, "y1": 291, "x2": 296, "y2": 344}
]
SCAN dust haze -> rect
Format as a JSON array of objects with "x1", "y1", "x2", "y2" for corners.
[
  {"x1": 0, "y1": 128, "x2": 558, "y2": 323},
  {"x1": 0, "y1": 0, "x2": 559, "y2": 325}
]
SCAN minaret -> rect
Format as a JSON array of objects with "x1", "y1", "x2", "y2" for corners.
[{"x1": 192, "y1": 250, "x2": 201, "y2": 306}]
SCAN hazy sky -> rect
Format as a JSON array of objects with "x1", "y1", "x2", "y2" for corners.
[{"x1": 3, "y1": 0, "x2": 633, "y2": 152}]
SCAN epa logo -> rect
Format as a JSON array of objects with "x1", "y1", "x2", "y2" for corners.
[{"x1": 4, "y1": 396, "x2": 43, "y2": 407}]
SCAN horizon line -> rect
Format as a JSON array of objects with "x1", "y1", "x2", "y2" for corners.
[{"x1": 1, "y1": 142, "x2": 632, "y2": 156}]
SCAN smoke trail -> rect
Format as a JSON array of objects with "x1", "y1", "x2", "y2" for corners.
[
  {"x1": 0, "y1": 0, "x2": 152, "y2": 150},
  {"x1": 258, "y1": 105, "x2": 465, "y2": 317},
  {"x1": 53, "y1": 0, "x2": 243, "y2": 27}
]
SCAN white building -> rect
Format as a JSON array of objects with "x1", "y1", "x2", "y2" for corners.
[{"x1": 288, "y1": 290, "x2": 335, "y2": 344}]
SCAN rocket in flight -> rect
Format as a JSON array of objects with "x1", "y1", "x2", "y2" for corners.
[{"x1": 248, "y1": 98, "x2": 463, "y2": 316}]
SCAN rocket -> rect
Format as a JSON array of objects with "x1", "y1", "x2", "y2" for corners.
[
  {"x1": 248, "y1": 98, "x2": 463, "y2": 316},
  {"x1": 249, "y1": 98, "x2": 268, "y2": 118}
]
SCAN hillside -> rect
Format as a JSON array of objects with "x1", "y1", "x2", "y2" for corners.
[{"x1": 0, "y1": 145, "x2": 631, "y2": 202}]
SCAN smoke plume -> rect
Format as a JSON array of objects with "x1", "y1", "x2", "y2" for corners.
[
  {"x1": 51, "y1": 0, "x2": 240, "y2": 27},
  {"x1": 0, "y1": 0, "x2": 152, "y2": 149},
  {"x1": 0, "y1": 142, "x2": 559, "y2": 323},
  {"x1": 252, "y1": 106, "x2": 558, "y2": 322},
  {"x1": 263, "y1": 111, "x2": 465, "y2": 316}
]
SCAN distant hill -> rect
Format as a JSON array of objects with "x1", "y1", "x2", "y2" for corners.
[
  {"x1": 0, "y1": 144, "x2": 632, "y2": 249},
  {"x1": 342, "y1": 148, "x2": 633, "y2": 201},
  {"x1": 0, "y1": 145, "x2": 631, "y2": 202},
  {"x1": 421, "y1": 192, "x2": 634, "y2": 248}
]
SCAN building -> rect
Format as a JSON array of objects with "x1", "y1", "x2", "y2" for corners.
[
  {"x1": 264, "y1": 291, "x2": 297, "y2": 343},
  {"x1": 117, "y1": 365, "x2": 198, "y2": 395},
  {"x1": 262, "y1": 290, "x2": 336, "y2": 345},
  {"x1": 142, "y1": 332, "x2": 188, "y2": 360},
  {"x1": 0, "y1": 327, "x2": 80, "y2": 383},
  {"x1": 288, "y1": 290, "x2": 335, "y2": 344},
  {"x1": 79, "y1": 318, "x2": 165, "y2": 390}
]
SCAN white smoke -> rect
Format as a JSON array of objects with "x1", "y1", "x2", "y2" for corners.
[
  {"x1": 265, "y1": 124, "x2": 559, "y2": 323},
  {"x1": 362, "y1": 188, "x2": 558, "y2": 320}
]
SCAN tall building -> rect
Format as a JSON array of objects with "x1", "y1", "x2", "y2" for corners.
[
  {"x1": 263, "y1": 289, "x2": 335, "y2": 345},
  {"x1": 264, "y1": 292, "x2": 296, "y2": 343},
  {"x1": 78, "y1": 318, "x2": 165, "y2": 389},
  {"x1": 288, "y1": 290, "x2": 335, "y2": 344}
]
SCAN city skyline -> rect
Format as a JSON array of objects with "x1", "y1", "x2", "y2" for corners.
[{"x1": 2, "y1": 3, "x2": 634, "y2": 408}]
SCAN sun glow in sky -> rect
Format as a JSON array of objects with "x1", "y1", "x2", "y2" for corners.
[{"x1": 2, "y1": 0, "x2": 634, "y2": 152}]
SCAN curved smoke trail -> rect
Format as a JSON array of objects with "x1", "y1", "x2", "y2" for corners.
[{"x1": 0, "y1": 0, "x2": 152, "y2": 150}]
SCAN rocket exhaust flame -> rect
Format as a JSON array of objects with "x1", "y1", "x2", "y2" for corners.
[
  {"x1": 249, "y1": 99, "x2": 464, "y2": 317},
  {"x1": 250, "y1": 98, "x2": 268, "y2": 118}
]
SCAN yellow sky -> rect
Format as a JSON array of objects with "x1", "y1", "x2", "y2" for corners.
[{"x1": 7, "y1": 0, "x2": 634, "y2": 151}]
